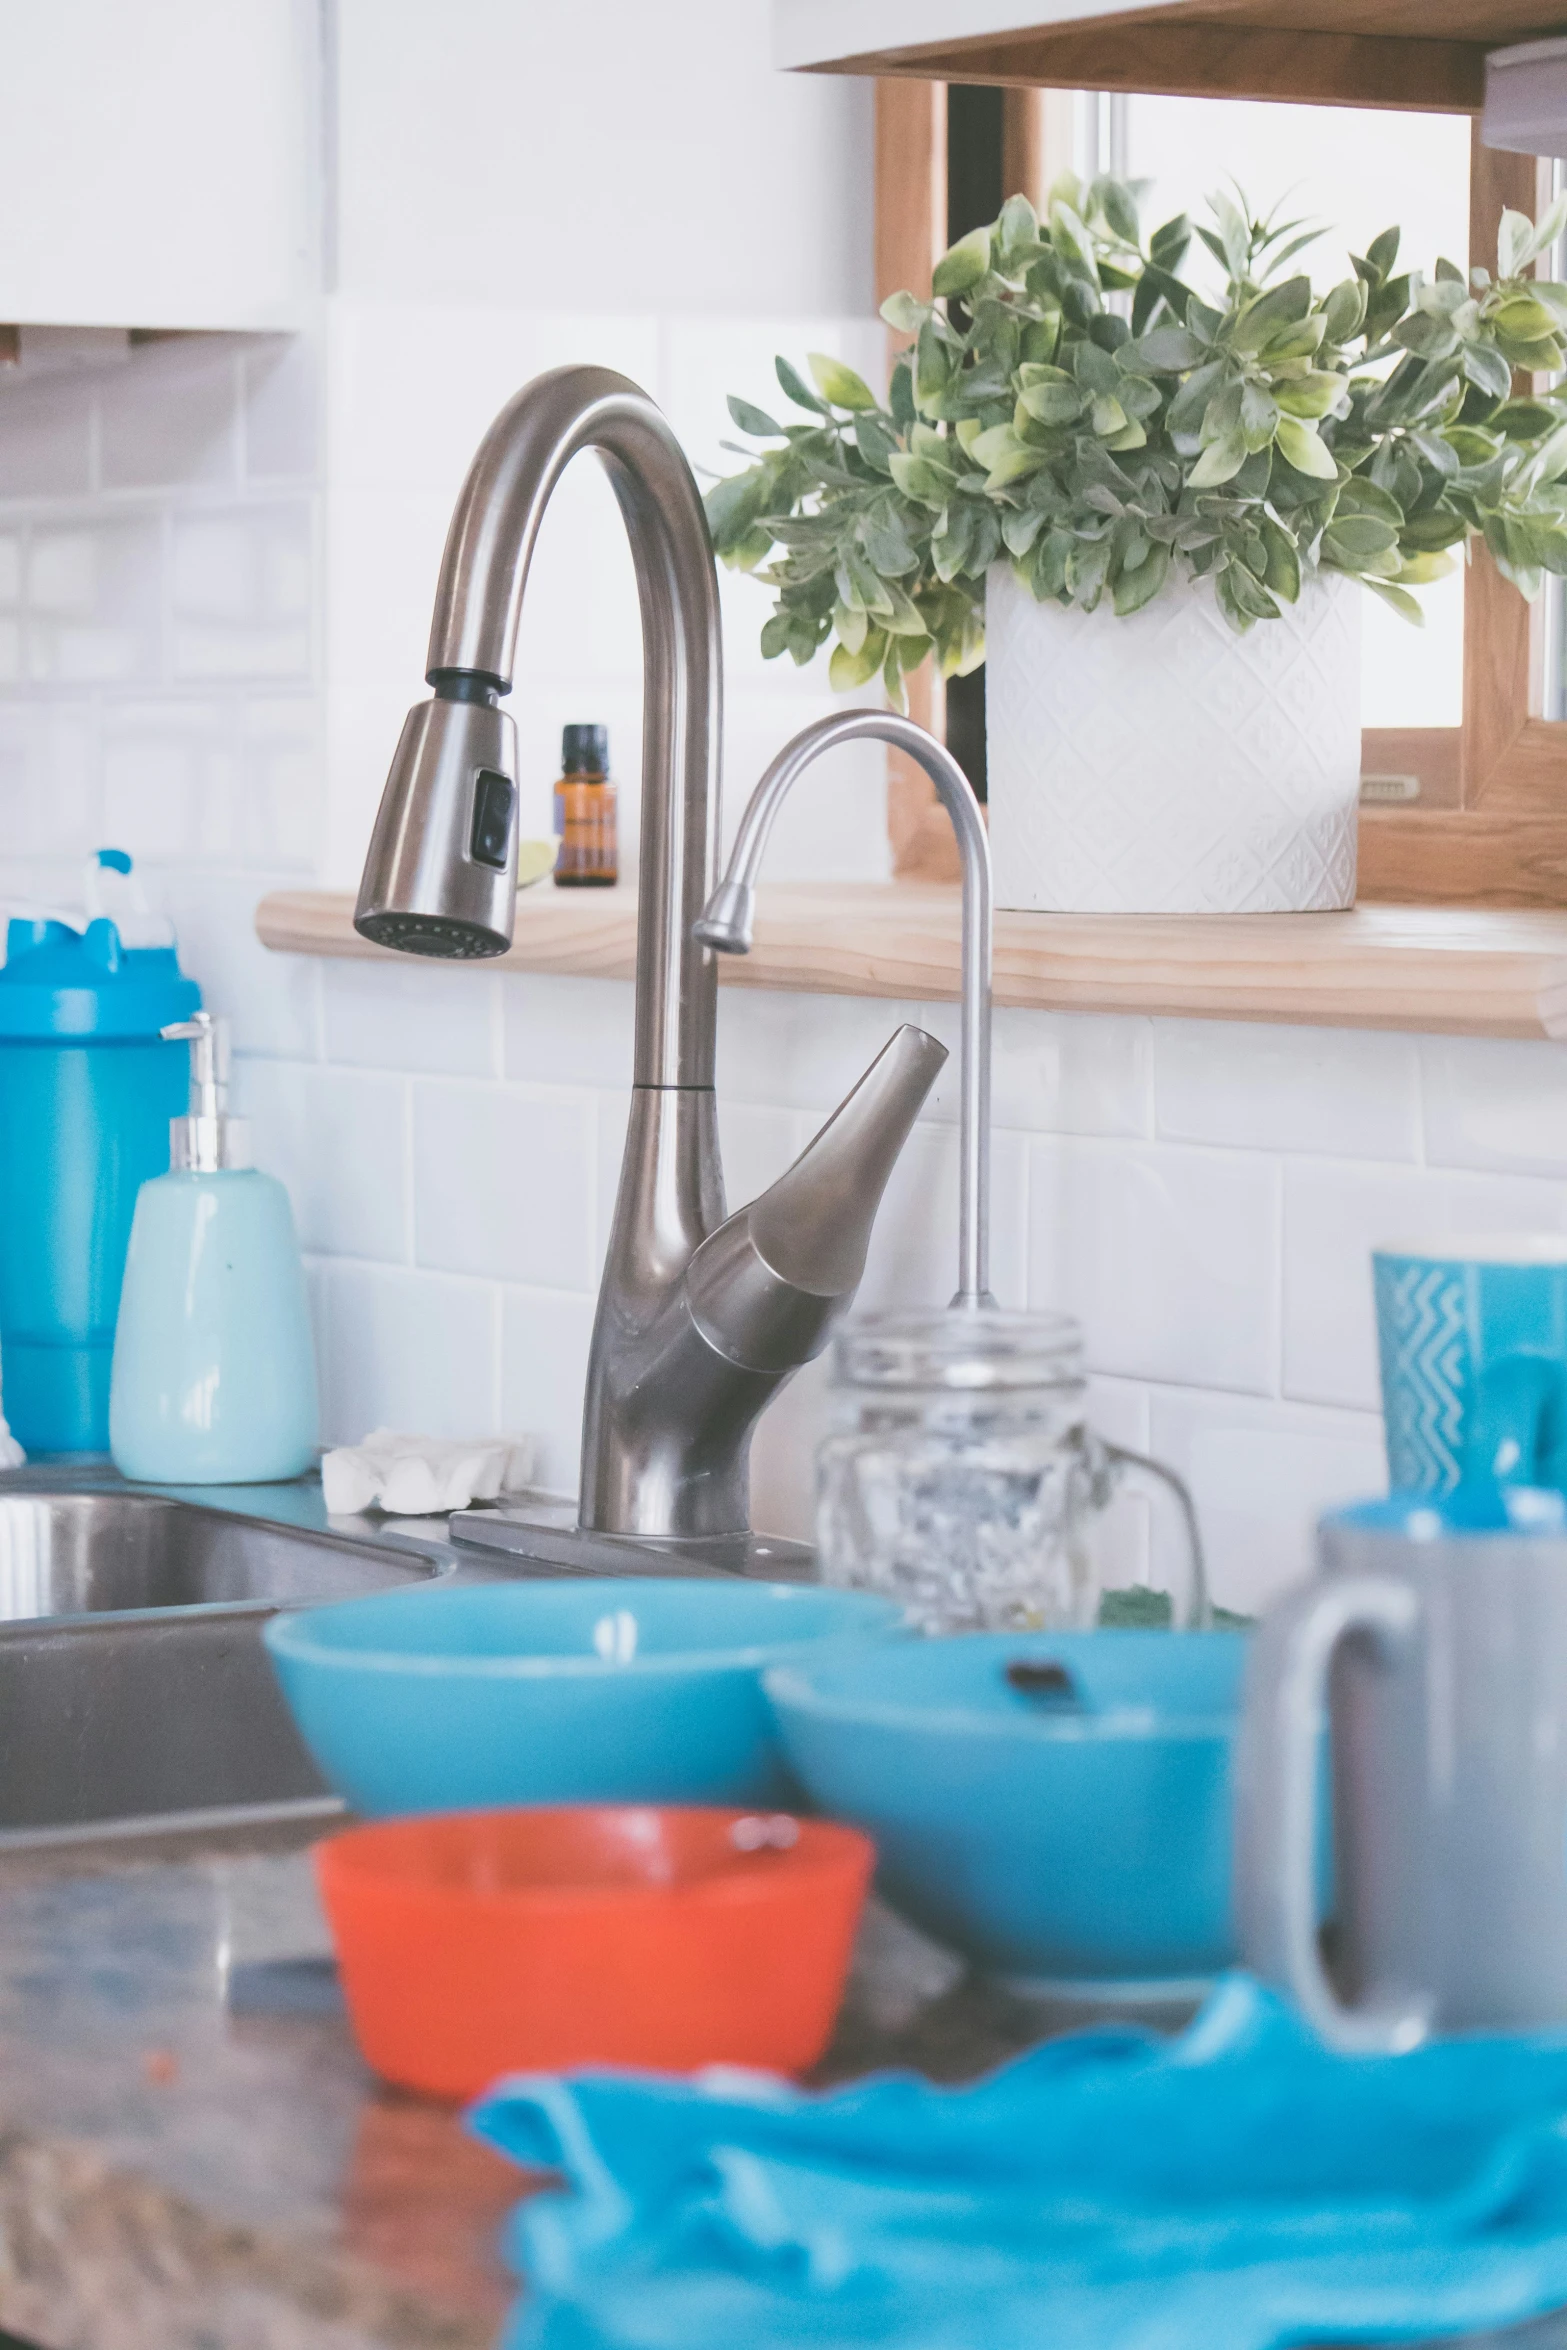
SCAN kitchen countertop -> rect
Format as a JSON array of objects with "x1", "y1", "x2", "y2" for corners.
[
  {"x1": 2, "y1": 1473, "x2": 1563, "y2": 2350},
  {"x1": 0, "y1": 1825, "x2": 1064, "y2": 2350}
]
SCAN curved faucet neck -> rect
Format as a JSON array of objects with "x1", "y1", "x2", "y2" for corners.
[{"x1": 427, "y1": 363, "x2": 722, "y2": 1091}]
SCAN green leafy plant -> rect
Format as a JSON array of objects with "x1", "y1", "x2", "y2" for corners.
[{"x1": 705, "y1": 177, "x2": 1567, "y2": 704}]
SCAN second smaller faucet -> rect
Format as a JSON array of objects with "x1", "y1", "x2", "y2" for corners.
[{"x1": 697, "y1": 707, "x2": 994, "y2": 1310}]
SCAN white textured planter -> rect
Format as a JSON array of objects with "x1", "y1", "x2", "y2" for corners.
[{"x1": 985, "y1": 561, "x2": 1361, "y2": 914}]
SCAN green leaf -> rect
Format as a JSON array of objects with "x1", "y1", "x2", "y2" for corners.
[
  {"x1": 775, "y1": 356, "x2": 829, "y2": 416},
  {"x1": 809, "y1": 352, "x2": 879, "y2": 412},
  {"x1": 879, "y1": 291, "x2": 926, "y2": 335},
  {"x1": 914, "y1": 319, "x2": 951, "y2": 415},
  {"x1": 1092, "y1": 174, "x2": 1141, "y2": 247},
  {"x1": 1275, "y1": 415, "x2": 1338, "y2": 480},
  {"x1": 1112, "y1": 537, "x2": 1171, "y2": 614},
  {"x1": 1272, "y1": 370, "x2": 1347, "y2": 420},
  {"x1": 1498, "y1": 207, "x2": 1536, "y2": 281},
  {"x1": 1150, "y1": 213, "x2": 1191, "y2": 271},
  {"x1": 1189, "y1": 431, "x2": 1248, "y2": 487},
  {"x1": 1322, "y1": 277, "x2": 1368, "y2": 344},
  {"x1": 1365, "y1": 578, "x2": 1424, "y2": 624},
  {"x1": 1239, "y1": 382, "x2": 1279, "y2": 451},
  {"x1": 1367, "y1": 226, "x2": 1401, "y2": 278},
  {"x1": 828, "y1": 627, "x2": 887, "y2": 690},
  {"x1": 703, "y1": 469, "x2": 771, "y2": 547},
  {"x1": 760, "y1": 610, "x2": 796, "y2": 660},
  {"x1": 1232, "y1": 275, "x2": 1313, "y2": 354},
  {"x1": 1017, "y1": 378, "x2": 1085, "y2": 427},
  {"x1": 1126, "y1": 324, "x2": 1210, "y2": 373},
  {"x1": 932, "y1": 224, "x2": 992, "y2": 297},
  {"x1": 1322, "y1": 514, "x2": 1400, "y2": 563},
  {"x1": 1492, "y1": 294, "x2": 1559, "y2": 344},
  {"x1": 727, "y1": 395, "x2": 785, "y2": 439},
  {"x1": 1258, "y1": 515, "x2": 1301, "y2": 601},
  {"x1": 997, "y1": 192, "x2": 1040, "y2": 255},
  {"x1": 1463, "y1": 342, "x2": 1514, "y2": 401},
  {"x1": 853, "y1": 413, "x2": 899, "y2": 473}
]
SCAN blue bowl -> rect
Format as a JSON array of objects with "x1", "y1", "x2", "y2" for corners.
[
  {"x1": 764, "y1": 1629, "x2": 1249, "y2": 1991},
  {"x1": 264, "y1": 1577, "x2": 908, "y2": 1818}
]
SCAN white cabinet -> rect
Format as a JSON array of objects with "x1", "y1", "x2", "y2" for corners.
[{"x1": 0, "y1": 0, "x2": 316, "y2": 331}]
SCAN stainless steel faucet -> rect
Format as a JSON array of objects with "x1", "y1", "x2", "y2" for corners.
[{"x1": 354, "y1": 366, "x2": 946, "y2": 1559}]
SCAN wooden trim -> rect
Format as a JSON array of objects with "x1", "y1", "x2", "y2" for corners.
[
  {"x1": 1361, "y1": 728, "x2": 1461, "y2": 809},
  {"x1": 824, "y1": 22, "x2": 1482, "y2": 113},
  {"x1": 875, "y1": 79, "x2": 946, "y2": 307},
  {"x1": 256, "y1": 884, "x2": 1567, "y2": 1042}
]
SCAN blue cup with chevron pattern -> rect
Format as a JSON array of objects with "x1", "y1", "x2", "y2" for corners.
[{"x1": 1373, "y1": 1237, "x2": 1567, "y2": 1497}]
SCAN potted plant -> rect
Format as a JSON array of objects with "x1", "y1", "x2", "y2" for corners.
[{"x1": 706, "y1": 179, "x2": 1567, "y2": 914}]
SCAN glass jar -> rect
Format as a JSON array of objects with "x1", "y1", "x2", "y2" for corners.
[{"x1": 816, "y1": 1308, "x2": 1207, "y2": 1634}]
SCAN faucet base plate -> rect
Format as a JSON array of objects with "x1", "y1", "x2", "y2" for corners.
[{"x1": 448, "y1": 1496, "x2": 816, "y2": 1583}]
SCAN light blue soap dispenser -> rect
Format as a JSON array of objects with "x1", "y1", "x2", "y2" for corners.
[{"x1": 109, "y1": 1011, "x2": 317, "y2": 1484}]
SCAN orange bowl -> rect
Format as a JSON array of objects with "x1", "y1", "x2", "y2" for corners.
[{"x1": 315, "y1": 1803, "x2": 874, "y2": 2098}]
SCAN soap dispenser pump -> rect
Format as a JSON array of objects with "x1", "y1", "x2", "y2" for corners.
[{"x1": 109, "y1": 1012, "x2": 318, "y2": 1484}]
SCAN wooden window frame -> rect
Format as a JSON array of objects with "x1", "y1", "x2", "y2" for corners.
[{"x1": 878, "y1": 89, "x2": 1567, "y2": 906}]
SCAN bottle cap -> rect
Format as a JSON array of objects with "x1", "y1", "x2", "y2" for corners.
[
  {"x1": 561, "y1": 723, "x2": 609, "y2": 776},
  {"x1": 164, "y1": 1011, "x2": 251, "y2": 1172}
]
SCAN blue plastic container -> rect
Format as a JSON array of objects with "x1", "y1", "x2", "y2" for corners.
[
  {"x1": 0, "y1": 865, "x2": 199, "y2": 1452},
  {"x1": 263, "y1": 1578, "x2": 910, "y2": 1817}
]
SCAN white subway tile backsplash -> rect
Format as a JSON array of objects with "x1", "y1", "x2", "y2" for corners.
[
  {"x1": 235, "y1": 1058, "x2": 409, "y2": 1262},
  {"x1": 413, "y1": 1079, "x2": 596, "y2": 1289},
  {"x1": 1156, "y1": 1019, "x2": 1421, "y2": 1162},
  {"x1": 990, "y1": 1008, "x2": 1152, "y2": 1138},
  {"x1": 717, "y1": 986, "x2": 928, "y2": 1117},
  {"x1": 316, "y1": 1260, "x2": 499, "y2": 1446},
  {"x1": 858, "y1": 1120, "x2": 1029, "y2": 1314},
  {"x1": 242, "y1": 339, "x2": 320, "y2": 482},
  {"x1": 1422, "y1": 1034, "x2": 1567, "y2": 1176},
  {"x1": 160, "y1": 872, "x2": 322, "y2": 1060},
  {"x1": 1282, "y1": 1158, "x2": 1567, "y2": 1410},
  {"x1": 1029, "y1": 1138, "x2": 1280, "y2": 1394},
  {"x1": 0, "y1": 374, "x2": 93, "y2": 498},
  {"x1": 501, "y1": 1287, "x2": 595, "y2": 1496},
  {"x1": 98, "y1": 343, "x2": 240, "y2": 492},
  {"x1": 325, "y1": 958, "x2": 499, "y2": 1077},
  {"x1": 0, "y1": 703, "x2": 97, "y2": 855},
  {"x1": 1146, "y1": 1386, "x2": 1386, "y2": 1616},
  {"x1": 26, "y1": 518, "x2": 162, "y2": 684},
  {"x1": 503, "y1": 972, "x2": 635, "y2": 1092},
  {"x1": 0, "y1": 535, "x2": 21, "y2": 604},
  {"x1": 103, "y1": 700, "x2": 242, "y2": 863},
  {"x1": 170, "y1": 504, "x2": 313, "y2": 680}
]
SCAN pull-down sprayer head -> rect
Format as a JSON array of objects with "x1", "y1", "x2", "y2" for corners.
[{"x1": 356, "y1": 691, "x2": 520, "y2": 959}]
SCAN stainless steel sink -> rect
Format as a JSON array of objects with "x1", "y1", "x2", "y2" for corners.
[{"x1": 0, "y1": 1489, "x2": 449, "y2": 1843}]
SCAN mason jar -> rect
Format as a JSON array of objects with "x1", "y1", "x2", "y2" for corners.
[{"x1": 816, "y1": 1308, "x2": 1207, "y2": 1634}]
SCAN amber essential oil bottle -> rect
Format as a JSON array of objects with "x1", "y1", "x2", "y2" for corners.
[{"x1": 552, "y1": 724, "x2": 618, "y2": 887}]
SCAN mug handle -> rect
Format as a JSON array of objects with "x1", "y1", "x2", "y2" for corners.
[
  {"x1": 1099, "y1": 1441, "x2": 1210, "y2": 1630},
  {"x1": 1235, "y1": 1572, "x2": 1428, "y2": 2053}
]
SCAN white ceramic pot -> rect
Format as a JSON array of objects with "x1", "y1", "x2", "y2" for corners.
[{"x1": 984, "y1": 561, "x2": 1361, "y2": 914}]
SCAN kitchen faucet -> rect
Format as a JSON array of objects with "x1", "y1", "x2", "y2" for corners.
[{"x1": 354, "y1": 365, "x2": 955, "y2": 1566}]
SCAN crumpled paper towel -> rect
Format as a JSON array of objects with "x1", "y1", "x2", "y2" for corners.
[{"x1": 321, "y1": 1428, "x2": 535, "y2": 1517}]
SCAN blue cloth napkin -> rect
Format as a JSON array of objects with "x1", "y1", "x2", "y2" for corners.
[{"x1": 468, "y1": 1975, "x2": 1567, "y2": 2350}]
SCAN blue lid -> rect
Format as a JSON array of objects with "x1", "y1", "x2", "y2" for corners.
[
  {"x1": 0, "y1": 915, "x2": 200, "y2": 1040},
  {"x1": 1326, "y1": 1486, "x2": 1567, "y2": 1538}
]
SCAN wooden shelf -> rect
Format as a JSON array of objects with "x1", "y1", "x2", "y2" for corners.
[
  {"x1": 774, "y1": 0, "x2": 1521, "y2": 111},
  {"x1": 257, "y1": 882, "x2": 1567, "y2": 1040}
]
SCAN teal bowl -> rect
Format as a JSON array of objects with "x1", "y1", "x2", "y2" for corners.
[
  {"x1": 764, "y1": 1629, "x2": 1249, "y2": 1992},
  {"x1": 264, "y1": 1577, "x2": 908, "y2": 1819}
]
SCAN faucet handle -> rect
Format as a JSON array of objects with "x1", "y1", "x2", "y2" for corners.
[{"x1": 686, "y1": 1024, "x2": 947, "y2": 1376}]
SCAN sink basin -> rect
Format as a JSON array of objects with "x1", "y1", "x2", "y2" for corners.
[
  {"x1": 0, "y1": 1489, "x2": 449, "y2": 1843},
  {"x1": 0, "y1": 1491, "x2": 440, "y2": 1619}
]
